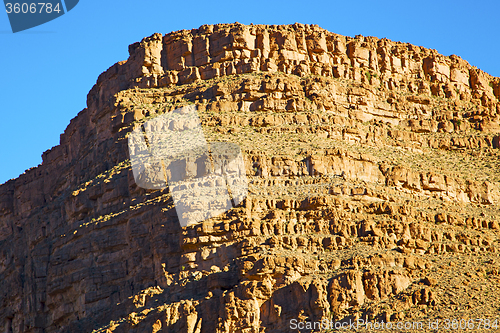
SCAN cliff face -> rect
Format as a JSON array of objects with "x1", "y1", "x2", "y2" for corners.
[{"x1": 1, "y1": 23, "x2": 500, "y2": 333}]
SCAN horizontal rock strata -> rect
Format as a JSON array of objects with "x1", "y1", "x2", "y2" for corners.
[{"x1": 1, "y1": 23, "x2": 499, "y2": 333}]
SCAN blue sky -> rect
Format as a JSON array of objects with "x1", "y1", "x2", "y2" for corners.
[{"x1": 1, "y1": 0, "x2": 499, "y2": 184}]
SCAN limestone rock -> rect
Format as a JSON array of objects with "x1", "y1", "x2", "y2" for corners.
[{"x1": 1, "y1": 23, "x2": 499, "y2": 333}]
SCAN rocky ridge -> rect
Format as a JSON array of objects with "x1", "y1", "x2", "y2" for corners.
[{"x1": 1, "y1": 23, "x2": 500, "y2": 333}]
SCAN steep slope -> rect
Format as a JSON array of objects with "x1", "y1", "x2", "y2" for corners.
[{"x1": 1, "y1": 23, "x2": 499, "y2": 333}]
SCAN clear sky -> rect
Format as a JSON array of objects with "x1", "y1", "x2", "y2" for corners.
[{"x1": 1, "y1": 0, "x2": 499, "y2": 184}]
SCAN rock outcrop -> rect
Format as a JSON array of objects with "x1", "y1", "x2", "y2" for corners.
[{"x1": 1, "y1": 23, "x2": 499, "y2": 333}]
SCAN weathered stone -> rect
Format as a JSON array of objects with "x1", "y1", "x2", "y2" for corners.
[{"x1": 1, "y1": 23, "x2": 499, "y2": 333}]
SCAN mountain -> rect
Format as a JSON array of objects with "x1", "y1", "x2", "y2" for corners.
[{"x1": 1, "y1": 23, "x2": 499, "y2": 333}]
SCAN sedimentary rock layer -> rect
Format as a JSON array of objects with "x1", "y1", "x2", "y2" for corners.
[{"x1": 1, "y1": 23, "x2": 499, "y2": 333}]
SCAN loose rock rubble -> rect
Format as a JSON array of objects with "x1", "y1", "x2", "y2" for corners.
[{"x1": 0, "y1": 23, "x2": 499, "y2": 333}]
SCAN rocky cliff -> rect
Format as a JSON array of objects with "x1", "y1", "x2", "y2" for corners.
[{"x1": 1, "y1": 23, "x2": 500, "y2": 333}]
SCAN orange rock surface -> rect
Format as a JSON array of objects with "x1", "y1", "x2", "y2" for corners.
[{"x1": 1, "y1": 23, "x2": 499, "y2": 332}]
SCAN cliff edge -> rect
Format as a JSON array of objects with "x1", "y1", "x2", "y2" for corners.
[{"x1": 1, "y1": 23, "x2": 500, "y2": 333}]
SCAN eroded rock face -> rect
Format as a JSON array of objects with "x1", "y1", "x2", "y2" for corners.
[{"x1": 1, "y1": 23, "x2": 500, "y2": 333}]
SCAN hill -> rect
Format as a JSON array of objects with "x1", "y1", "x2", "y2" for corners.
[{"x1": 1, "y1": 23, "x2": 499, "y2": 332}]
